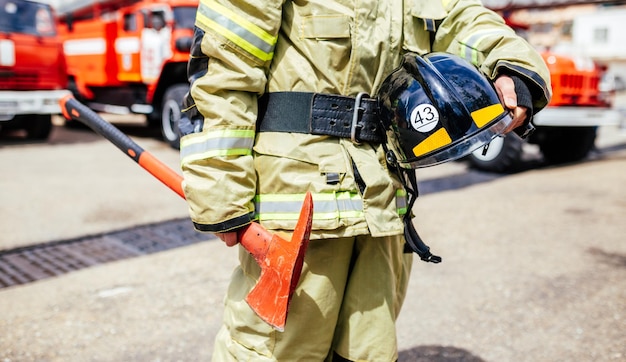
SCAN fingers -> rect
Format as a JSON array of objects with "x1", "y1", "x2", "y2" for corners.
[
  {"x1": 495, "y1": 75, "x2": 528, "y2": 133},
  {"x1": 495, "y1": 75, "x2": 517, "y2": 109},
  {"x1": 216, "y1": 231, "x2": 239, "y2": 247},
  {"x1": 504, "y1": 106, "x2": 528, "y2": 133}
]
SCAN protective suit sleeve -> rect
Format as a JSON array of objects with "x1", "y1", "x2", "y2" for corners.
[
  {"x1": 179, "y1": 0, "x2": 283, "y2": 232},
  {"x1": 434, "y1": 0, "x2": 552, "y2": 114}
]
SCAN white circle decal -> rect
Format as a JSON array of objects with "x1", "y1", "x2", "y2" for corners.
[{"x1": 410, "y1": 104, "x2": 439, "y2": 132}]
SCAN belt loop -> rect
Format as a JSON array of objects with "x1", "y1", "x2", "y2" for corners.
[{"x1": 351, "y1": 92, "x2": 369, "y2": 144}]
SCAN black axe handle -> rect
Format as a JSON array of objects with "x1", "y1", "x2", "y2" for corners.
[{"x1": 59, "y1": 95, "x2": 185, "y2": 199}]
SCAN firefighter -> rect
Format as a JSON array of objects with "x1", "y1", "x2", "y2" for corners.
[{"x1": 179, "y1": 0, "x2": 552, "y2": 361}]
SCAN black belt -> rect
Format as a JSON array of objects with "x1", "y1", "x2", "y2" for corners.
[{"x1": 257, "y1": 92, "x2": 384, "y2": 143}]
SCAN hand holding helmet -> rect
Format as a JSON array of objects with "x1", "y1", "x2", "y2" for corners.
[
  {"x1": 378, "y1": 52, "x2": 524, "y2": 169},
  {"x1": 494, "y1": 75, "x2": 532, "y2": 135}
]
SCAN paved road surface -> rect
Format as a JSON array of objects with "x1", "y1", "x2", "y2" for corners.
[{"x1": 1, "y1": 121, "x2": 625, "y2": 361}]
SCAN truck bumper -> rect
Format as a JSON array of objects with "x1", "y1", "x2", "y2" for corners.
[
  {"x1": 533, "y1": 106, "x2": 623, "y2": 127},
  {"x1": 0, "y1": 90, "x2": 71, "y2": 121}
]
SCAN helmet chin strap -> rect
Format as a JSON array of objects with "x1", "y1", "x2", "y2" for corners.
[
  {"x1": 402, "y1": 169, "x2": 442, "y2": 263},
  {"x1": 385, "y1": 148, "x2": 442, "y2": 263}
]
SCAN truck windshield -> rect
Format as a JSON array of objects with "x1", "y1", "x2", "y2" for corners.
[
  {"x1": 0, "y1": 0, "x2": 56, "y2": 36},
  {"x1": 172, "y1": 6, "x2": 196, "y2": 30}
]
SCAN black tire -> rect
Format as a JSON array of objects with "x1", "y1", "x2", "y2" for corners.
[
  {"x1": 539, "y1": 126, "x2": 596, "y2": 165},
  {"x1": 24, "y1": 114, "x2": 53, "y2": 140},
  {"x1": 161, "y1": 84, "x2": 188, "y2": 149},
  {"x1": 467, "y1": 134, "x2": 524, "y2": 173}
]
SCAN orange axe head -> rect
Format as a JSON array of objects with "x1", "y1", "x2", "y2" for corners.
[{"x1": 239, "y1": 192, "x2": 314, "y2": 332}]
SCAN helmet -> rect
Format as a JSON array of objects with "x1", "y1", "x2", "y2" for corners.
[{"x1": 378, "y1": 52, "x2": 514, "y2": 169}]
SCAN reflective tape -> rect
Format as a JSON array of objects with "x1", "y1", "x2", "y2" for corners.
[
  {"x1": 180, "y1": 129, "x2": 255, "y2": 163},
  {"x1": 471, "y1": 103, "x2": 505, "y2": 128},
  {"x1": 396, "y1": 189, "x2": 408, "y2": 215},
  {"x1": 254, "y1": 190, "x2": 408, "y2": 221},
  {"x1": 63, "y1": 38, "x2": 106, "y2": 56},
  {"x1": 115, "y1": 37, "x2": 141, "y2": 54},
  {"x1": 459, "y1": 29, "x2": 511, "y2": 65},
  {"x1": 196, "y1": 0, "x2": 276, "y2": 62},
  {"x1": 412, "y1": 127, "x2": 452, "y2": 157}
]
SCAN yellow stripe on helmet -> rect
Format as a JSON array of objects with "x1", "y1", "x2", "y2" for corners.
[
  {"x1": 412, "y1": 128, "x2": 452, "y2": 157},
  {"x1": 471, "y1": 103, "x2": 505, "y2": 128}
]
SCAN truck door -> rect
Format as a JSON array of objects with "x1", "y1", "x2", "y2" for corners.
[
  {"x1": 115, "y1": 10, "x2": 143, "y2": 82},
  {"x1": 140, "y1": 9, "x2": 172, "y2": 84}
]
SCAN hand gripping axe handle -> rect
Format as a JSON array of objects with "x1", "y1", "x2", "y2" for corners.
[{"x1": 59, "y1": 95, "x2": 313, "y2": 332}]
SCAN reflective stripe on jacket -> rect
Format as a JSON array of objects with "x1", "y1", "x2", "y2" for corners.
[{"x1": 181, "y1": 0, "x2": 551, "y2": 237}]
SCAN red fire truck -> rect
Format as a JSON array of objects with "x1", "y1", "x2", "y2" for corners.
[
  {"x1": 468, "y1": 14, "x2": 622, "y2": 172},
  {"x1": 0, "y1": 0, "x2": 69, "y2": 140},
  {"x1": 58, "y1": 0, "x2": 197, "y2": 147}
]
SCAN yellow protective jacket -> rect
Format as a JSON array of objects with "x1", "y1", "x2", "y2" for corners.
[{"x1": 180, "y1": 0, "x2": 551, "y2": 238}]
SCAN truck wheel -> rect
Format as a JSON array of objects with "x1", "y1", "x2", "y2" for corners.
[
  {"x1": 467, "y1": 134, "x2": 523, "y2": 173},
  {"x1": 161, "y1": 84, "x2": 188, "y2": 149},
  {"x1": 539, "y1": 127, "x2": 596, "y2": 165},
  {"x1": 24, "y1": 114, "x2": 53, "y2": 140}
]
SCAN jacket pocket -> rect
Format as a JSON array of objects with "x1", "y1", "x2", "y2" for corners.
[
  {"x1": 253, "y1": 133, "x2": 350, "y2": 195},
  {"x1": 410, "y1": 1, "x2": 448, "y2": 20},
  {"x1": 253, "y1": 133, "x2": 362, "y2": 231},
  {"x1": 403, "y1": 0, "x2": 448, "y2": 53},
  {"x1": 301, "y1": 14, "x2": 351, "y2": 39},
  {"x1": 299, "y1": 14, "x2": 352, "y2": 72}
]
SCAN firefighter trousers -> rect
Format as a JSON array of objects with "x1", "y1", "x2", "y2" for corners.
[{"x1": 211, "y1": 233, "x2": 413, "y2": 361}]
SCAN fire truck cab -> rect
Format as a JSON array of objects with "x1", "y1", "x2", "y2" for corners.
[
  {"x1": 59, "y1": 0, "x2": 197, "y2": 147},
  {"x1": 0, "y1": 0, "x2": 69, "y2": 140}
]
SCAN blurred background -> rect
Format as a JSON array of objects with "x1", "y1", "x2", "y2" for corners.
[
  {"x1": 1, "y1": 0, "x2": 626, "y2": 361},
  {"x1": 3, "y1": 0, "x2": 625, "y2": 168}
]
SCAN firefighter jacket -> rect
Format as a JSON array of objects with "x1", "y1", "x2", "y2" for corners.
[{"x1": 180, "y1": 0, "x2": 552, "y2": 238}]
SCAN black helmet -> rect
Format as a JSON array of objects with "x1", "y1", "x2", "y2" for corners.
[{"x1": 378, "y1": 52, "x2": 513, "y2": 169}]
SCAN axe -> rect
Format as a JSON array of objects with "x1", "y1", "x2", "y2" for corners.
[{"x1": 59, "y1": 95, "x2": 313, "y2": 332}]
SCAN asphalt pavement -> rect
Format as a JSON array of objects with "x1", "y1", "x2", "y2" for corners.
[{"x1": 1, "y1": 122, "x2": 625, "y2": 361}]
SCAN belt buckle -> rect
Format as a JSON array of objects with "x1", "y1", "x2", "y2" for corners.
[{"x1": 351, "y1": 92, "x2": 369, "y2": 144}]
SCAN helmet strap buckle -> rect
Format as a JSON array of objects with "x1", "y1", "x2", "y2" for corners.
[{"x1": 350, "y1": 92, "x2": 369, "y2": 144}]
